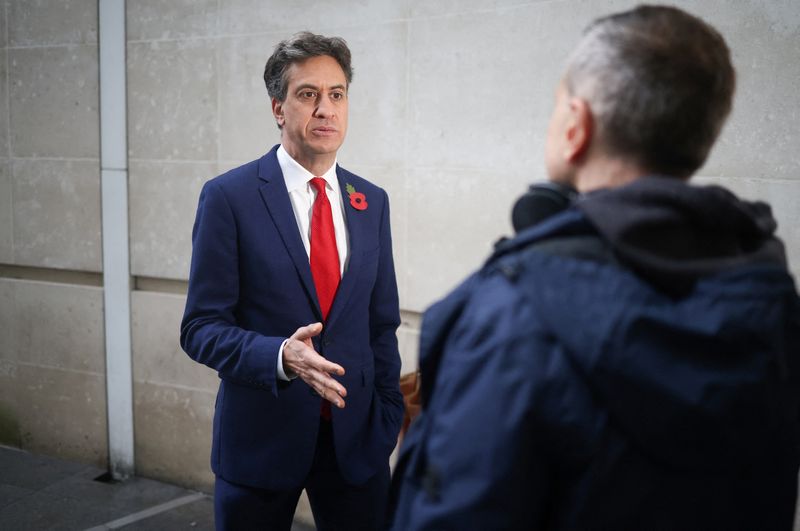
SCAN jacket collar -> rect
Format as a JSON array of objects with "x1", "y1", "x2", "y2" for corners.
[{"x1": 489, "y1": 208, "x2": 592, "y2": 264}]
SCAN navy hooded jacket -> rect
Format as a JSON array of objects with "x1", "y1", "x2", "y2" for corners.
[{"x1": 390, "y1": 177, "x2": 800, "y2": 530}]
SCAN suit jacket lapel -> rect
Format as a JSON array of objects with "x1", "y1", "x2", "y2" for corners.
[
  {"x1": 257, "y1": 149, "x2": 323, "y2": 322},
  {"x1": 325, "y1": 167, "x2": 364, "y2": 332}
]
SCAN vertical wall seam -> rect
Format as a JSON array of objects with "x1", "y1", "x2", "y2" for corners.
[
  {"x1": 5, "y1": 1, "x2": 13, "y2": 264},
  {"x1": 215, "y1": 0, "x2": 221, "y2": 172},
  {"x1": 401, "y1": 18, "x2": 411, "y2": 306},
  {"x1": 99, "y1": 0, "x2": 134, "y2": 479}
]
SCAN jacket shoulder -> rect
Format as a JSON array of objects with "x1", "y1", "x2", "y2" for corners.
[
  {"x1": 489, "y1": 209, "x2": 616, "y2": 276},
  {"x1": 207, "y1": 158, "x2": 261, "y2": 190}
]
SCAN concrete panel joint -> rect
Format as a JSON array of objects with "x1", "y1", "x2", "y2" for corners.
[{"x1": 100, "y1": 0, "x2": 134, "y2": 479}]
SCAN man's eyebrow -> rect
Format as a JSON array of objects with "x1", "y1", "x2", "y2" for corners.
[{"x1": 293, "y1": 83, "x2": 347, "y2": 92}]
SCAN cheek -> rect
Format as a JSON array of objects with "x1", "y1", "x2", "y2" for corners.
[
  {"x1": 544, "y1": 119, "x2": 558, "y2": 158},
  {"x1": 544, "y1": 118, "x2": 564, "y2": 177}
]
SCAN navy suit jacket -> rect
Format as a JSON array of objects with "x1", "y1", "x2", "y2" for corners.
[{"x1": 180, "y1": 145, "x2": 404, "y2": 490}]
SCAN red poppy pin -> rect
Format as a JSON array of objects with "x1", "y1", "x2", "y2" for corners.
[{"x1": 346, "y1": 183, "x2": 368, "y2": 211}]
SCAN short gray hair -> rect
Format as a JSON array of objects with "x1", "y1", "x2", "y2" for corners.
[
  {"x1": 263, "y1": 31, "x2": 353, "y2": 103},
  {"x1": 564, "y1": 5, "x2": 735, "y2": 176}
]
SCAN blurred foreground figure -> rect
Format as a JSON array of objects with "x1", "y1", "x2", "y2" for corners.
[{"x1": 389, "y1": 5, "x2": 800, "y2": 530}]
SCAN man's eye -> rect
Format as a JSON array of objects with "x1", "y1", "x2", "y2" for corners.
[
  {"x1": 301, "y1": 91, "x2": 316, "y2": 99},
  {"x1": 331, "y1": 92, "x2": 344, "y2": 101}
]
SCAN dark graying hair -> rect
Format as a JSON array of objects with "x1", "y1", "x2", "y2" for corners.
[
  {"x1": 263, "y1": 31, "x2": 353, "y2": 103},
  {"x1": 565, "y1": 5, "x2": 735, "y2": 177}
]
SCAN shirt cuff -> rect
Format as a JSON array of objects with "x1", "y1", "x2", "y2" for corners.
[{"x1": 277, "y1": 338, "x2": 297, "y2": 381}]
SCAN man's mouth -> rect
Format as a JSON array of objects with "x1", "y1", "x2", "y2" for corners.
[{"x1": 312, "y1": 126, "x2": 337, "y2": 136}]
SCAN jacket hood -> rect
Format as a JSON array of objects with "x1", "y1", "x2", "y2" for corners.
[
  {"x1": 577, "y1": 176, "x2": 787, "y2": 292},
  {"x1": 512, "y1": 177, "x2": 800, "y2": 472}
]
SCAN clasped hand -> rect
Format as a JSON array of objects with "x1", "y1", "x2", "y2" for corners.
[{"x1": 282, "y1": 323, "x2": 347, "y2": 409}]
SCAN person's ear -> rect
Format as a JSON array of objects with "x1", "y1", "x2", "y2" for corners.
[
  {"x1": 564, "y1": 97, "x2": 593, "y2": 162},
  {"x1": 272, "y1": 98, "x2": 285, "y2": 128}
]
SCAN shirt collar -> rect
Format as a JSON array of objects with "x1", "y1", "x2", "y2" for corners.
[{"x1": 277, "y1": 144, "x2": 339, "y2": 193}]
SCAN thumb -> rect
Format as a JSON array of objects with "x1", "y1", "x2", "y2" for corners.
[{"x1": 292, "y1": 322, "x2": 323, "y2": 341}]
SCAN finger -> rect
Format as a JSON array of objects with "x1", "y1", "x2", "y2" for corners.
[
  {"x1": 290, "y1": 322, "x2": 323, "y2": 342},
  {"x1": 318, "y1": 385, "x2": 347, "y2": 409},
  {"x1": 296, "y1": 364, "x2": 347, "y2": 398},
  {"x1": 286, "y1": 344, "x2": 343, "y2": 378},
  {"x1": 327, "y1": 378, "x2": 347, "y2": 398},
  {"x1": 311, "y1": 370, "x2": 347, "y2": 398},
  {"x1": 332, "y1": 395, "x2": 346, "y2": 409},
  {"x1": 309, "y1": 356, "x2": 345, "y2": 377}
]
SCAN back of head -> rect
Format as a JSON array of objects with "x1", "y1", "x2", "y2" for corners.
[{"x1": 565, "y1": 5, "x2": 735, "y2": 177}]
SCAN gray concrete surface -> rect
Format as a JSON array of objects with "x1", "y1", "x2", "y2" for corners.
[
  {"x1": 0, "y1": 446, "x2": 315, "y2": 530},
  {"x1": 1, "y1": 0, "x2": 798, "y2": 514}
]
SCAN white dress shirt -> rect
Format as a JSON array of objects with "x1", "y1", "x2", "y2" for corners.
[{"x1": 276, "y1": 145, "x2": 350, "y2": 380}]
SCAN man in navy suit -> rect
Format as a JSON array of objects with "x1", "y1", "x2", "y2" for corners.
[{"x1": 181, "y1": 32, "x2": 403, "y2": 530}]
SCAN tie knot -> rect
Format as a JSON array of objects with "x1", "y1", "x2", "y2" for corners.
[{"x1": 309, "y1": 177, "x2": 327, "y2": 194}]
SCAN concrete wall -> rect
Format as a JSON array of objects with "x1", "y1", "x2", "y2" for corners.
[
  {"x1": 0, "y1": 0, "x2": 106, "y2": 468},
  {"x1": 0, "y1": 0, "x2": 798, "y2": 515}
]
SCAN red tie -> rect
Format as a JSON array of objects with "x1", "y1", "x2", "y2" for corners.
[
  {"x1": 309, "y1": 177, "x2": 340, "y2": 421},
  {"x1": 309, "y1": 177, "x2": 341, "y2": 320}
]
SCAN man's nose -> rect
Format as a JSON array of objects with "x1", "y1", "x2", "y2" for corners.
[{"x1": 314, "y1": 98, "x2": 335, "y2": 119}]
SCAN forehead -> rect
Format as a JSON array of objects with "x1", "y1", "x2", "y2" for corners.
[{"x1": 285, "y1": 55, "x2": 347, "y2": 88}]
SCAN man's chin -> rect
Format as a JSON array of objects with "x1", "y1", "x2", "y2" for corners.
[{"x1": 308, "y1": 139, "x2": 345, "y2": 155}]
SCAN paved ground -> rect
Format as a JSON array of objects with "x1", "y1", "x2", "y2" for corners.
[{"x1": 0, "y1": 445, "x2": 315, "y2": 530}]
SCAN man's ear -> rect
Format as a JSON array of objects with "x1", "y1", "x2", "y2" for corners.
[
  {"x1": 564, "y1": 97, "x2": 593, "y2": 162},
  {"x1": 272, "y1": 97, "x2": 285, "y2": 128}
]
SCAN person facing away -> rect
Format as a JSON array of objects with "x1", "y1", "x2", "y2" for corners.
[
  {"x1": 389, "y1": 5, "x2": 800, "y2": 530},
  {"x1": 180, "y1": 32, "x2": 403, "y2": 531}
]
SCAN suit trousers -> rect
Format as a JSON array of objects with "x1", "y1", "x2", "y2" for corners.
[{"x1": 214, "y1": 419, "x2": 391, "y2": 531}]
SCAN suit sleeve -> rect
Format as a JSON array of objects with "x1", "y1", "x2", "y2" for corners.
[
  {"x1": 369, "y1": 189, "x2": 404, "y2": 435},
  {"x1": 391, "y1": 276, "x2": 552, "y2": 530},
  {"x1": 180, "y1": 180, "x2": 284, "y2": 395}
]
